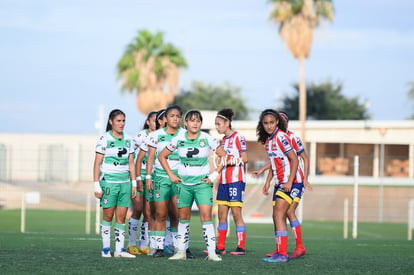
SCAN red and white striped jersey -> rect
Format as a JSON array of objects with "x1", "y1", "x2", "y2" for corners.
[
  {"x1": 265, "y1": 128, "x2": 303, "y2": 184},
  {"x1": 220, "y1": 131, "x2": 247, "y2": 184}
]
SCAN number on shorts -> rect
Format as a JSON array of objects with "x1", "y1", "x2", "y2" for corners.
[{"x1": 229, "y1": 187, "x2": 237, "y2": 197}]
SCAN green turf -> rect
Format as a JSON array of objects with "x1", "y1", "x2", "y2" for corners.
[{"x1": 0, "y1": 210, "x2": 413, "y2": 274}]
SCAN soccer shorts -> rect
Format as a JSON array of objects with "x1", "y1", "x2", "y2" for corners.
[
  {"x1": 176, "y1": 182, "x2": 213, "y2": 208},
  {"x1": 272, "y1": 182, "x2": 304, "y2": 206},
  {"x1": 153, "y1": 175, "x2": 177, "y2": 202},
  {"x1": 99, "y1": 179, "x2": 132, "y2": 208},
  {"x1": 216, "y1": 181, "x2": 245, "y2": 207}
]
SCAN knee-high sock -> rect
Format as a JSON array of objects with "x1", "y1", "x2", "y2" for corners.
[
  {"x1": 216, "y1": 222, "x2": 228, "y2": 250},
  {"x1": 128, "y1": 217, "x2": 140, "y2": 246},
  {"x1": 202, "y1": 221, "x2": 217, "y2": 255},
  {"x1": 101, "y1": 220, "x2": 112, "y2": 249},
  {"x1": 114, "y1": 223, "x2": 126, "y2": 253},
  {"x1": 290, "y1": 220, "x2": 304, "y2": 249},
  {"x1": 154, "y1": 231, "x2": 166, "y2": 250},
  {"x1": 177, "y1": 219, "x2": 190, "y2": 252},
  {"x1": 276, "y1": 231, "x2": 288, "y2": 257},
  {"x1": 236, "y1": 225, "x2": 246, "y2": 249},
  {"x1": 138, "y1": 221, "x2": 149, "y2": 249}
]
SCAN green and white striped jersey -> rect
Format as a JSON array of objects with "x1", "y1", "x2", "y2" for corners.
[
  {"x1": 147, "y1": 127, "x2": 183, "y2": 178},
  {"x1": 166, "y1": 130, "x2": 220, "y2": 185},
  {"x1": 95, "y1": 131, "x2": 134, "y2": 184}
]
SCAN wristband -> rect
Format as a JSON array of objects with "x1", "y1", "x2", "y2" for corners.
[
  {"x1": 136, "y1": 176, "x2": 142, "y2": 181},
  {"x1": 94, "y1": 181, "x2": 102, "y2": 193},
  {"x1": 208, "y1": 171, "x2": 219, "y2": 183},
  {"x1": 132, "y1": 180, "x2": 137, "y2": 187},
  {"x1": 145, "y1": 175, "x2": 152, "y2": 180}
]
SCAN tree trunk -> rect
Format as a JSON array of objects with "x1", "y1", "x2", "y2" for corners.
[
  {"x1": 136, "y1": 89, "x2": 173, "y2": 114},
  {"x1": 298, "y1": 57, "x2": 307, "y2": 149}
]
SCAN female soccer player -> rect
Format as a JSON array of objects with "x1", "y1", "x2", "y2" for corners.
[
  {"x1": 214, "y1": 108, "x2": 248, "y2": 255},
  {"x1": 255, "y1": 109, "x2": 301, "y2": 263},
  {"x1": 93, "y1": 109, "x2": 137, "y2": 258},
  {"x1": 135, "y1": 109, "x2": 167, "y2": 256},
  {"x1": 158, "y1": 109, "x2": 227, "y2": 261},
  {"x1": 127, "y1": 111, "x2": 157, "y2": 255},
  {"x1": 253, "y1": 111, "x2": 310, "y2": 259},
  {"x1": 145, "y1": 105, "x2": 183, "y2": 258}
]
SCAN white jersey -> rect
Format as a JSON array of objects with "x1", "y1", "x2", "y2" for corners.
[
  {"x1": 147, "y1": 127, "x2": 183, "y2": 178},
  {"x1": 95, "y1": 131, "x2": 134, "y2": 184},
  {"x1": 166, "y1": 130, "x2": 220, "y2": 185}
]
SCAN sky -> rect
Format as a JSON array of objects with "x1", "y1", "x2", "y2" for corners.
[{"x1": 1, "y1": 0, "x2": 413, "y2": 135}]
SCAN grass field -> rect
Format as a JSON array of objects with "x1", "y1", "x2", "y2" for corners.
[{"x1": 0, "y1": 210, "x2": 413, "y2": 274}]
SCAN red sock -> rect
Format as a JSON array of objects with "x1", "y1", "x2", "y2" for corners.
[
  {"x1": 236, "y1": 231, "x2": 245, "y2": 249},
  {"x1": 292, "y1": 225, "x2": 304, "y2": 250},
  {"x1": 276, "y1": 232, "x2": 288, "y2": 257},
  {"x1": 217, "y1": 229, "x2": 227, "y2": 250}
]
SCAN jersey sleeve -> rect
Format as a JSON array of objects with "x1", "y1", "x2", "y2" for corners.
[
  {"x1": 95, "y1": 135, "x2": 106, "y2": 154},
  {"x1": 235, "y1": 134, "x2": 247, "y2": 152},
  {"x1": 147, "y1": 132, "x2": 157, "y2": 148},
  {"x1": 140, "y1": 136, "x2": 149, "y2": 152},
  {"x1": 292, "y1": 134, "x2": 305, "y2": 155},
  {"x1": 207, "y1": 134, "x2": 220, "y2": 150},
  {"x1": 277, "y1": 133, "x2": 293, "y2": 155},
  {"x1": 166, "y1": 135, "x2": 179, "y2": 152}
]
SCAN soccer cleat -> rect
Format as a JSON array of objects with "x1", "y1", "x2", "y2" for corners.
[
  {"x1": 230, "y1": 247, "x2": 246, "y2": 255},
  {"x1": 205, "y1": 253, "x2": 222, "y2": 262},
  {"x1": 152, "y1": 249, "x2": 164, "y2": 258},
  {"x1": 266, "y1": 249, "x2": 278, "y2": 257},
  {"x1": 163, "y1": 245, "x2": 174, "y2": 254},
  {"x1": 147, "y1": 247, "x2": 156, "y2": 257},
  {"x1": 101, "y1": 247, "x2": 111, "y2": 258},
  {"x1": 203, "y1": 248, "x2": 226, "y2": 255},
  {"x1": 168, "y1": 250, "x2": 186, "y2": 260},
  {"x1": 138, "y1": 246, "x2": 150, "y2": 255},
  {"x1": 262, "y1": 253, "x2": 289, "y2": 263},
  {"x1": 114, "y1": 248, "x2": 136, "y2": 258},
  {"x1": 126, "y1": 245, "x2": 139, "y2": 255},
  {"x1": 289, "y1": 248, "x2": 306, "y2": 259},
  {"x1": 186, "y1": 248, "x2": 196, "y2": 259}
]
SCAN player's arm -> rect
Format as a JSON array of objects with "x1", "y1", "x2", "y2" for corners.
[
  {"x1": 204, "y1": 146, "x2": 227, "y2": 185},
  {"x1": 158, "y1": 147, "x2": 181, "y2": 184},
  {"x1": 298, "y1": 150, "x2": 312, "y2": 191},
  {"x1": 252, "y1": 162, "x2": 271, "y2": 177},
  {"x1": 128, "y1": 152, "x2": 137, "y2": 198},
  {"x1": 135, "y1": 149, "x2": 146, "y2": 192},
  {"x1": 93, "y1": 153, "x2": 103, "y2": 199},
  {"x1": 285, "y1": 150, "x2": 298, "y2": 192},
  {"x1": 146, "y1": 146, "x2": 156, "y2": 191},
  {"x1": 262, "y1": 165, "x2": 273, "y2": 196}
]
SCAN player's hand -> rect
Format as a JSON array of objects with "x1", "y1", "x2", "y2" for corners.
[
  {"x1": 169, "y1": 174, "x2": 183, "y2": 184},
  {"x1": 262, "y1": 182, "x2": 270, "y2": 195},
  {"x1": 304, "y1": 179, "x2": 312, "y2": 191},
  {"x1": 131, "y1": 186, "x2": 137, "y2": 198},
  {"x1": 137, "y1": 179, "x2": 144, "y2": 193},
  {"x1": 146, "y1": 179, "x2": 153, "y2": 192},
  {"x1": 251, "y1": 170, "x2": 261, "y2": 178},
  {"x1": 94, "y1": 181, "x2": 102, "y2": 199},
  {"x1": 284, "y1": 182, "x2": 292, "y2": 192}
]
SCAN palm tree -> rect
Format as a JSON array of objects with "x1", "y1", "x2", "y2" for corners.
[
  {"x1": 117, "y1": 30, "x2": 187, "y2": 114},
  {"x1": 269, "y1": 0, "x2": 334, "y2": 144}
]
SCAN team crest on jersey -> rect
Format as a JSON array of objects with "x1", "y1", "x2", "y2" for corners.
[
  {"x1": 126, "y1": 140, "x2": 130, "y2": 148},
  {"x1": 199, "y1": 139, "x2": 206, "y2": 147}
]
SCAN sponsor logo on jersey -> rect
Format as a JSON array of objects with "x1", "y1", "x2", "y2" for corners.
[{"x1": 109, "y1": 142, "x2": 115, "y2": 147}]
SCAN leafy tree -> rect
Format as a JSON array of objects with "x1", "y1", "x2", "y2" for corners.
[
  {"x1": 268, "y1": 0, "x2": 334, "y2": 140},
  {"x1": 117, "y1": 30, "x2": 187, "y2": 114},
  {"x1": 173, "y1": 81, "x2": 249, "y2": 120},
  {"x1": 281, "y1": 81, "x2": 370, "y2": 120}
]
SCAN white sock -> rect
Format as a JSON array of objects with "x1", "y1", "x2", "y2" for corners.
[
  {"x1": 101, "y1": 222, "x2": 111, "y2": 249},
  {"x1": 202, "y1": 222, "x2": 216, "y2": 255},
  {"x1": 149, "y1": 232, "x2": 156, "y2": 249},
  {"x1": 128, "y1": 218, "x2": 140, "y2": 246},
  {"x1": 114, "y1": 223, "x2": 126, "y2": 253},
  {"x1": 138, "y1": 221, "x2": 149, "y2": 249},
  {"x1": 165, "y1": 220, "x2": 172, "y2": 248},
  {"x1": 155, "y1": 233, "x2": 165, "y2": 250},
  {"x1": 178, "y1": 220, "x2": 190, "y2": 252}
]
